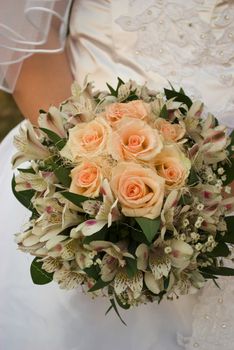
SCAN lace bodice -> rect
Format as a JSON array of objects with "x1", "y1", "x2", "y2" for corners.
[
  {"x1": 177, "y1": 277, "x2": 234, "y2": 349},
  {"x1": 115, "y1": 0, "x2": 234, "y2": 127}
]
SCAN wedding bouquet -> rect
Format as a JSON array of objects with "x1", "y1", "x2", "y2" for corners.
[{"x1": 12, "y1": 78, "x2": 234, "y2": 322}]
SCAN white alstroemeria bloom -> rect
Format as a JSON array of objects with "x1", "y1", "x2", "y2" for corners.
[
  {"x1": 62, "y1": 229, "x2": 96, "y2": 269},
  {"x1": 53, "y1": 262, "x2": 86, "y2": 289},
  {"x1": 61, "y1": 80, "x2": 97, "y2": 123},
  {"x1": 136, "y1": 243, "x2": 171, "y2": 279},
  {"x1": 136, "y1": 238, "x2": 193, "y2": 294},
  {"x1": 136, "y1": 242, "x2": 172, "y2": 295},
  {"x1": 169, "y1": 239, "x2": 194, "y2": 269},
  {"x1": 187, "y1": 100, "x2": 204, "y2": 118},
  {"x1": 160, "y1": 190, "x2": 180, "y2": 240},
  {"x1": 12, "y1": 122, "x2": 50, "y2": 168},
  {"x1": 200, "y1": 125, "x2": 229, "y2": 164},
  {"x1": 16, "y1": 197, "x2": 82, "y2": 255},
  {"x1": 86, "y1": 240, "x2": 134, "y2": 282},
  {"x1": 41, "y1": 256, "x2": 61, "y2": 273},
  {"x1": 76, "y1": 179, "x2": 121, "y2": 236},
  {"x1": 15, "y1": 170, "x2": 56, "y2": 193},
  {"x1": 38, "y1": 106, "x2": 67, "y2": 138},
  {"x1": 114, "y1": 269, "x2": 143, "y2": 300}
]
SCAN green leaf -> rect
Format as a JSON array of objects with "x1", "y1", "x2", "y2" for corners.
[
  {"x1": 200, "y1": 266, "x2": 234, "y2": 276},
  {"x1": 54, "y1": 166, "x2": 71, "y2": 187},
  {"x1": 222, "y1": 158, "x2": 234, "y2": 185},
  {"x1": 39, "y1": 109, "x2": 46, "y2": 114},
  {"x1": 125, "y1": 257, "x2": 137, "y2": 278},
  {"x1": 115, "y1": 294, "x2": 130, "y2": 310},
  {"x1": 187, "y1": 167, "x2": 200, "y2": 186},
  {"x1": 17, "y1": 167, "x2": 36, "y2": 174},
  {"x1": 124, "y1": 93, "x2": 138, "y2": 102},
  {"x1": 88, "y1": 278, "x2": 110, "y2": 292},
  {"x1": 227, "y1": 130, "x2": 234, "y2": 156},
  {"x1": 164, "y1": 88, "x2": 192, "y2": 109},
  {"x1": 208, "y1": 242, "x2": 230, "y2": 257},
  {"x1": 159, "y1": 104, "x2": 169, "y2": 119},
  {"x1": 109, "y1": 298, "x2": 127, "y2": 326},
  {"x1": 40, "y1": 127, "x2": 66, "y2": 150},
  {"x1": 163, "y1": 276, "x2": 170, "y2": 290},
  {"x1": 83, "y1": 226, "x2": 107, "y2": 245},
  {"x1": 179, "y1": 87, "x2": 186, "y2": 95},
  {"x1": 105, "y1": 304, "x2": 113, "y2": 316},
  {"x1": 178, "y1": 194, "x2": 193, "y2": 206},
  {"x1": 61, "y1": 191, "x2": 88, "y2": 206},
  {"x1": 135, "y1": 217, "x2": 161, "y2": 243},
  {"x1": 223, "y1": 216, "x2": 234, "y2": 243},
  {"x1": 116, "y1": 77, "x2": 125, "y2": 93},
  {"x1": 12, "y1": 176, "x2": 35, "y2": 211},
  {"x1": 106, "y1": 83, "x2": 117, "y2": 96},
  {"x1": 30, "y1": 257, "x2": 53, "y2": 285},
  {"x1": 83, "y1": 265, "x2": 100, "y2": 280}
]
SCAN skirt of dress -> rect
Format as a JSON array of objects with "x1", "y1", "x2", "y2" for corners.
[{"x1": 0, "y1": 123, "x2": 199, "y2": 350}]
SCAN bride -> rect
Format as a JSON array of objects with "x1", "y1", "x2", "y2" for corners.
[{"x1": 0, "y1": 1, "x2": 233, "y2": 349}]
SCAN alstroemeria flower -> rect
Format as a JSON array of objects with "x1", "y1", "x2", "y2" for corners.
[
  {"x1": 75, "y1": 179, "x2": 121, "y2": 236},
  {"x1": 70, "y1": 228, "x2": 97, "y2": 269},
  {"x1": 169, "y1": 239, "x2": 194, "y2": 269},
  {"x1": 15, "y1": 170, "x2": 56, "y2": 193},
  {"x1": 136, "y1": 239, "x2": 193, "y2": 294},
  {"x1": 136, "y1": 243, "x2": 172, "y2": 295},
  {"x1": 38, "y1": 106, "x2": 67, "y2": 138},
  {"x1": 136, "y1": 243, "x2": 171, "y2": 279},
  {"x1": 53, "y1": 262, "x2": 87, "y2": 289},
  {"x1": 114, "y1": 269, "x2": 143, "y2": 301},
  {"x1": 85, "y1": 240, "x2": 134, "y2": 282},
  {"x1": 12, "y1": 122, "x2": 50, "y2": 168},
  {"x1": 200, "y1": 126, "x2": 229, "y2": 164},
  {"x1": 16, "y1": 198, "x2": 82, "y2": 255},
  {"x1": 160, "y1": 190, "x2": 180, "y2": 240},
  {"x1": 61, "y1": 80, "x2": 97, "y2": 123}
]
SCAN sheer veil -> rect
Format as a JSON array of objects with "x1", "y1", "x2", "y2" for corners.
[{"x1": 0, "y1": 0, "x2": 73, "y2": 92}]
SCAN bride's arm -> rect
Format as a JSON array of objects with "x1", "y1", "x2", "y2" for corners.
[{"x1": 13, "y1": 26, "x2": 73, "y2": 125}]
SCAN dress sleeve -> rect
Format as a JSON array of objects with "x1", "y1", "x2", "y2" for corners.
[{"x1": 0, "y1": 0, "x2": 73, "y2": 93}]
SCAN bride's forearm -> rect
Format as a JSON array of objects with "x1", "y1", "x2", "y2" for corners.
[{"x1": 13, "y1": 49, "x2": 73, "y2": 125}]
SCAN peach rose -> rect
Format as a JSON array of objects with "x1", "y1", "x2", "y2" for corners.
[
  {"x1": 154, "y1": 118, "x2": 185, "y2": 142},
  {"x1": 110, "y1": 162, "x2": 165, "y2": 219},
  {"x1": 67, "y1": 117, "x2": 111, "y2": 160},
  {"x1": 154, "y1": 145, "x2": 191, "y2": 190},
  {"x1": 70, "y1": 162, "x2": 102, "y2": 198},
  {"x1": 105, "y1": 100, "x2": 148, "y2": 127},
  {"x1": 109, "y1": 118, "x2": 163, "y2": 162}
]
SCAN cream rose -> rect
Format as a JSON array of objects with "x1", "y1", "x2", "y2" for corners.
[
  {"x1": 154, "y1": 145, "x2": 191, "y2": 190},
  {"x1": 154, "y1": 118, "x2": 185, "y2": 142},
  {"x1": 70, "y1": 162, "x2": 102, "y2": 198},
  {"x1": 110, "y1": 162, "x2": 165, "y2": 219},
  {"x1": 67, "y1": 117, "x2": 110, "y2": 160},
  {"x1": 105, "y1": 100, "x2": 148, "y2": 127},
  {"x1": 109, "y1": 118, "x2": 163, "y2": 162}
]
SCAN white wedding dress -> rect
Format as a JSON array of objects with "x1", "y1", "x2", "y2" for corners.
[{"x1": 0, "y1": 1, "x2": 234, "y2": 349}]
